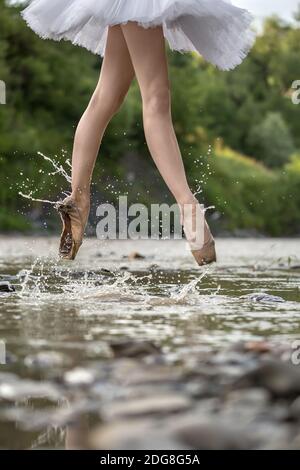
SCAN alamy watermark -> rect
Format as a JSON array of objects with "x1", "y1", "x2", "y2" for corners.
[
  {"x1": 0, "y1": 340, "x2": 6, "y2": 365},
  {"x1": 291, "y1": 80, "x2": 300, "y2": 104},
  {"x1": 291, "y1": 340, "x2": 300, "y2": 365},
  {"x1": 95, "y1": 196, "x2": 206, "y2": 250},
  {"x1": 0, "y1": 80, "x2": 6, "y2": 105}
]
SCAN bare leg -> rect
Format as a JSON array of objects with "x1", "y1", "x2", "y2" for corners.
[
  {"x1": 120, "y1": 23, "x2": 216, "y2": 261},
  {"x1": 120, "y1": 22, "x2": 196, "y2": 207},
  {"x1": 70, "y1": 25, "x2": 135, "y2": 220}
]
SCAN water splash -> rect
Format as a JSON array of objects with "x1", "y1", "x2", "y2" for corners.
[
  {"x1": 18, "y1": 152, "x2": 71, "y2": 206},
  {"x1": 38, "y1": 152, "x2": 71, "y2": 183},
  {"x1": 18, "y1": 192, "x2": 57, "y2": 206}
]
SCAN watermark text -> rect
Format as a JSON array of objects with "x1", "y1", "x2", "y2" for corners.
[
  {"x1": 0, "y1": 340, "x2": 6, "y2": 364},
  {"x1": 0, "y1": 80, "x2": 6, "y2": 105},
  {"x1": 291, "y1": 80, "x2": 300, "y2": 104}
]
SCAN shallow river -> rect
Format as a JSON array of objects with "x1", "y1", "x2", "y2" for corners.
[{"x1": 0, "y1": 237, "x2": 299, "y2": 449}]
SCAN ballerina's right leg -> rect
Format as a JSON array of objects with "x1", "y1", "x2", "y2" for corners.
[{"x1": 70, "y1": 25, "x2": 135, "y2": 219}]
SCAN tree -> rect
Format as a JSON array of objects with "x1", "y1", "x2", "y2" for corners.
[{"x1": 247, "y1": 112, "x2": 295, "y2": 168}]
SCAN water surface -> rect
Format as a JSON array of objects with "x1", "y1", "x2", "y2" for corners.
[{"x1": 0, "y1": 237, "x2": 299, "y2": 448}]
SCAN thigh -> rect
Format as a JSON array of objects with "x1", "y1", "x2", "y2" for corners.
[
  {"x1": 96, "y1": 25, "x2": 135, "y2": 95},
  {"x1": 120, "y1": 22, "x2": 169, "y2": 97}
]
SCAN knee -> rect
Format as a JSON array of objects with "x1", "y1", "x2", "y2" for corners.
[
  {"x1": 143, "y1": 85, "x2": 171, "y2": 117},
  {"x1": 89, "y1": 88, "x2": 126, "y2": 118}
]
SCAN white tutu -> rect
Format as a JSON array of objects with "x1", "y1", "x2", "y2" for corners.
[{"x1": 21, "y1": 0, "x2": 255, "y2": 70}]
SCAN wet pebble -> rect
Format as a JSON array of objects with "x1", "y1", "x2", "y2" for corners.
[
  {"x1": 171, "y1": 417, "x2": 255, "y2": 450},
  {"x1": 221, "y1": 388, "x2": 271, "y2": 422},
  {"x1": 185, "y1": 380, "x2": 220, "y2": 399},
  {"x1": 225, "y1": 388, "x2": 270, "y2": 408},
  {"x1": 240, "y1": 292, "x2": 284, "y2": 303},
  {"x1": 89, "y1": 419, "x2": 183, "y2": 450},
  {"x1": 243, "y1": 341, "x2": 273, "y2": 354},
  {"x1": 109, "y1": 360, "x2": 183, "y2": 388},
  {"x1": 290, "y1": 396, "x2": 300, "y2": 420},
  {"x1": 233, "y1": 360, "x2": 300, "y2": 398},
  {"x1": 110, "y1": 340, "x2": 161, "y2": 358},
  {"x1": 64, "y1": 367, "x2": 96, "y2": 387},
  {"x1": 24, "y1": 351, "x2": 71, "y2": 370},
  {"x1": 127, "y1": 252, "x2": 145, "y2": 260},
  {"x1": 103, "y1": 394, "x2": 192, "y2": 419},
  {"x1": 0, "y1": 379, "x2": 61, "y2": 401}
]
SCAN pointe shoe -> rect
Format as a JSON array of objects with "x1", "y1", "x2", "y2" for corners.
[
  {"x1": 191, "y1": 235, "x2": 217, "y2": 266},
  {"x1": 55, "y1": 196, "x2": 89, "y2": 260},
  {"x1": 182, "y1": 203, "x2": 217, "y2": 266}
]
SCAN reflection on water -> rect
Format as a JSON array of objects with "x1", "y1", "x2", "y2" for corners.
[{"x1": 0, "y1": 237, "x2": 299, "y2": 449}]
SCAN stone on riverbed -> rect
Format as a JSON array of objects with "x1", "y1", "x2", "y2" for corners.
[
  {"x1": 89, "y1": 415, "x2": 254, "y2": 450},
  {"x1": 127, "y1": 252, "x2": 145, "y2": 260},
  {"x1": 0, "y1": 378, "x2": 61, "y2": 401},
  {"x1": 240, "y1": 292, "x2": 284, "y2": 303},
  {"x1": 290, "y1": 396, "x2": 300, "y2": 419},
  {"x1": 243, "y1": 341, "x2": 273, "y2": 354},
  {"x1": 103, "y1": 394, "x2": 192, "y2": 419},
  {"x1": 171, "y1": 417, "x2": 255, "y2": 450},
  {"x1": 109, "y1": 340, "x2": 161, "y2": 358},
  {"x1": 233, "y1": 360, "x2": 300, "y2": 398},
  {"x1": 64, "y1": 367, "x2": 96, "y2": 387},
  {"x1": 24, "y1": 351, "x2": 71, "y2": 370},
  {"x1": 89, "y1": 419, "x2": 183, "y2": 450}
]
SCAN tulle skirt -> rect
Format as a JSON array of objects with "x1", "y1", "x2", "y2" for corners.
[{"x1": 21, "y1": 0, "x2": 255, "y2": 70}]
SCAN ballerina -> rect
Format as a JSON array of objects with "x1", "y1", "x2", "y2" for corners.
[{"x1": 21, "y1": 0, "x2": 255, "y2": 263}]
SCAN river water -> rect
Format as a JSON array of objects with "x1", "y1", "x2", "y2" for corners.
[{"x1": 0, "y1": 236, "x2": 299, "y2": 449}]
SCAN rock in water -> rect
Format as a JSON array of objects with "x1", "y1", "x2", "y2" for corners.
[
  {"x1": 103, "y1": 394, "x2": 192, "y2": 419},
  {"x1": 240, "y1": 292, "x2": 284, "y2": 303},
  {"x1": 290, "y1": 397, "x2": 300, "y2": 419},
  {"x1": 244, "y1": 341, "x2": 272, "y2": 354},
  {"x1": 0, "y1": 281, "x2": 15, "y2": 293},
  {"x1": 110, "y1": 340, "x2": 161, "y2": 358},
  {"x1": 128, "y1": 252, "x2": 145, "y2": 260},
  {"x1": 24, "y1": 351, "x2": 70, "y2": 369},
  {"x1": 234, "y1": 360, "x2": 300, "y2": 398},
  {"x1": 171, "y1": 418, "x2": 255, "y2": 450}
]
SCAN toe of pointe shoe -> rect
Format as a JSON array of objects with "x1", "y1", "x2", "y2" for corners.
[
  {"x1": 55, "y1": 198, "x2": 84, "y2": 261},
  {"x1": 191, "y1": 240, "x2": 217, "y2": 266},
  {"x1": 60, "y1": 241, "x2": 82, "y2": 261}
]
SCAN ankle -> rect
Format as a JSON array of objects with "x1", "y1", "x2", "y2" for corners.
[
  {"x1": 71, "y1": 189, "x2": 90, "y2": 205},
  {"x1": 176, "y1": 194, "x2": 199, "y2": 207}
]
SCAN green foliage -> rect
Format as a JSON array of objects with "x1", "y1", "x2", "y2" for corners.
[
  {"x1": 202, "y1": 148, "x2": 300, "y2": 235},
  {"x1": 0, "y1": 1, "x2": 299, "y2": 234},
  {"x1": 247, "y1": 112, "x2": 295, "y2": 168}
]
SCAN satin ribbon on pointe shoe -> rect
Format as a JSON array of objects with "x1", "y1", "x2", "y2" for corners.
[
  {"x1": 181, "y1": 202, "x2": 217, "y2": 266},
  {"x1": 55, "y1": 197, "x2": 85, "y2": 260}
]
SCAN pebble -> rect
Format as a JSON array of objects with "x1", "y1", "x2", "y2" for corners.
[
  {"x1": 290, "y1": 396, "x2": 300, "y2": 419},
  {"x1": 89, "y1": 419, "x2": 183, "y2": 450},
  {"x1": 103, "y1": 394, "x2": 192, "y2": 419},
  {"x1": 171, "y1": 417, "x2": 255, "y2": 450},
  {"x1": 234, "y1": 360, "x2": 300, "y2": 398},
  {"x1": 240, "y1": 292, "x2": 284, "y2": 303},
  {"x1": 244, "y1": 341, "x2": 273, "y2": 354},
  {"x1": 0, "y1": 379, "x2": 61, "y2": 401},
  {"x1": 127, "y1": 252, "x2": 145, "y2": 260},
  {"x1": 110, "y1": 340, "x2": 161, "y2": 358},
  {"x1": 64, "y1": 368, "x2": 96, "y2": 386},
  {"x1": 24, "y1": 351, "x2": 70, "y2": 369}
]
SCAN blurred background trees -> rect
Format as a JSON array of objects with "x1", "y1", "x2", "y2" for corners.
[{"x1": 0, "y1": 0, "x2": 300, "y2": 235}]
